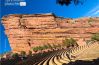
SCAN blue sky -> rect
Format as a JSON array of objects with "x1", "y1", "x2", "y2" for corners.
[{"x1": 0, "y1": 0, "x2": 99, "y2": 54}]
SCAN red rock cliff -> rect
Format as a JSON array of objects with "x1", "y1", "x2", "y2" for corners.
[{"x1": 1, "y1": 13, "x2": 99, "y2": 53}]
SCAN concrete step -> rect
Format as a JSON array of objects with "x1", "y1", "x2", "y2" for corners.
[
  {"x1": 54, "y1": 56, "x2": 63, "y2": 65},
  {"x1": 49, "y1": 56, "x2": 57, "y2": 65},
  {"x1": 58, "y1": 56, "x2": 69, "y2": 64}
]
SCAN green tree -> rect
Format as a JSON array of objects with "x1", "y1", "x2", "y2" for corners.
[
  {"x1": 20, "y1": 51, "x2": 26, "y2": 57},
  {"x1": 63, "y1": 38, "x2": 78, "y2": 48},
  {"x1": 57, "y1": 0, "x2": 84, "y2": 6},
  {"x1": 91, "y1": 33, "x2": 99, "y2": 41},
  {"x1": 28, "y1": 50, "x2": 32, "y2": 56},
  {"x1": 0, "y1": 54, "x2": 4, "y2": 59},
  {"x1": 38, "y1": 46, "x2": 44, "y2": 52},
  {"x1": 32, "y1": 47, "x2": 39, "y2": 53},
  {"x1": 63, "y1": 38, "x2": 70, "y2": 47},
  {"x1": 43, "y1": 44, "x2": 49, "y2": 49},
  {"x1": 69, "y1": 38, "x2": 78, "y2": 47},
  {"x1": 12, "y1": 53, "x2": 19, "y2": 59}
]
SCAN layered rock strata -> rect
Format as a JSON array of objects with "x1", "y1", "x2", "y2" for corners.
[{"x1": 1, "y1": 13, "x2": 99, "y2": 53}]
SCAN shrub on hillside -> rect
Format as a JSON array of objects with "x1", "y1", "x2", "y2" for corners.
[
  {"x1": 12, "y1": 53, "x2": 19, "y2": 59},
  {"x1": 20, "y1": 51, "x2": 26, "y2": 57},
  {"x1": 63, "y1": 38, "x2": 78, "y2": 48},
  {"x1": 91, "y1": 33, "x2": 99, "y2": 41},
  {"x1": 28, "y1": 51, "x2": 32, "y2": 56}
]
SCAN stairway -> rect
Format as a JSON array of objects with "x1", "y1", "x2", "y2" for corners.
[{"x1": 36, "y1": 42, "x2": 99, "y2": 65}]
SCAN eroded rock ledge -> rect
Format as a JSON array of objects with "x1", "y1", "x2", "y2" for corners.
[{"x1": 1, "y1": 13, "x2": 99, "y2": 53}]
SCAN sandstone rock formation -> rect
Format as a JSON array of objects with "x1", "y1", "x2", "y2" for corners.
[{"x1": 1, "y1": 13, "x2": 99, "y2": 53}]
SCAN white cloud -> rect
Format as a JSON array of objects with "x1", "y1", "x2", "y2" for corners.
[
  {"x1": 84, "y1": 5, "x2": 99, "y2": 17},
  {"x1": 93, "y1": 10, "x2": 99, "y2": 15}
]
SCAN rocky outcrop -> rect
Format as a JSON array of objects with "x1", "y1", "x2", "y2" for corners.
[{"x1": 1, "y1": 13, "x2": 99, "y2": 53}]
